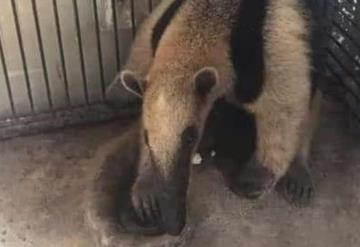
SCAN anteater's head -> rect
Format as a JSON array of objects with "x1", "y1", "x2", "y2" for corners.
[
  {"x1": 114, "y1": 67, "x2": 220, "y2": 235},
  {"x1": 121, "y1": 67, "x2": 219, "y2": 173}
]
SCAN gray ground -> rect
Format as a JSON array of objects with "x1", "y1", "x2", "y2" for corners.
[{"x1": 0, "y1": 99, "x2": 360, "y2": 247}]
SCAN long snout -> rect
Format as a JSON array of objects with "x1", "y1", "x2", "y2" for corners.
[
  {"x1": 153, "y1": 146, "x2": 192, "y2": 235},
  {"x1": 133, "y1": 132, "x2": 194, "y2": 235},
  {"x1": 158, "y1": 173, "x2": 189, "y2": 235}
]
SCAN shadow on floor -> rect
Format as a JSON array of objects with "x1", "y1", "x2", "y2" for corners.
[{"x1": 0, "y1": 99, "x2": 359, "y2": 247}]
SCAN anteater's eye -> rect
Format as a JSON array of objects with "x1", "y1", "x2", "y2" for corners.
[
  {"x1": 144, "y1": 130, "x2": 149, "y2": 146},
  {"x1": 181, "y1": 126, "x2": 198, "y2": 147}
]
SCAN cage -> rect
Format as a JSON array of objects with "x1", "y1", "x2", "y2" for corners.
[
  {"x1": 0, "y1": 0, "x2": 359, "y2": 139},
  {"x1": 0, "y1": 1, "x2": 360, "y2": 247},
  {"x1": 325, "y1": 0, "x2": 360, "y2": 126},
  {"x1": 0, "y1": 0, "x2": 160, "y2": 139}
]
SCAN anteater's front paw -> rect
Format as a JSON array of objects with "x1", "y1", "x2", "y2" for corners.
[
  {"x1": 132, "y1": 170, "x2": 162, "y2": 229},
  {"x1": 118, "y1": 194, "x2": 163, "y2": 236},
  {"x1": 276, "y1": 158, "x2": 314, "y2": 207},
  {"x1": 229, "y1": 160, "x2": 275, "y2": 199},
  {"x1": 131, "y1": 169, "x2": 187, "y2": 236}
]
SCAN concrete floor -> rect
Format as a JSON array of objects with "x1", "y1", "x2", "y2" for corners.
[{"x1": 0, "y1": 99, "x2": 360, "y2": 247}]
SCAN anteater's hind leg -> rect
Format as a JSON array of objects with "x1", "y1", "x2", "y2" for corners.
[{"x1": 277, "y1": 90, "x2": 322, "y2": 206}]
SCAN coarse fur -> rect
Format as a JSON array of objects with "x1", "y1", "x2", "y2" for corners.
[
  {"x1": 202, "y1": 91, "x2": 321, "y2": 205},
  {"x1": 276, "y1": 89, "x2": 322, "y2": 206},
  {"x1": 108, "y1": 0, "x2": 324, "y2": 234},
  {"x1": 106, "y1": 0, "x2": 180, "y2": 105},
  {"x1": 122, "y1": 0, "x2": 179, "y2": 77}
]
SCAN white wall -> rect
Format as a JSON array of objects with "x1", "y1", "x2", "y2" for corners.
[{"x1": 0, "y1": 0, "x2": 158, "y2": 118}]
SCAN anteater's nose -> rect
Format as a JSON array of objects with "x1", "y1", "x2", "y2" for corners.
[{"x1": 159, "y1": 185, "x2": 187, "y2": 236}]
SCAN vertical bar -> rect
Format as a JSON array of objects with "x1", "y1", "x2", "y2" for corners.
[
  {"x1": 112, "y1": 0, "x2": 120, "y2": 70},
  {"x1": 0, "y1": 35, "x2": 16, "y2": 116},
  {"x1": 148, "y1": 0, "x2": 153, "y2": 13},
  {"x1": 92, "y1": 0, "x2": 106, "y2": 100},
  {"x1": 52, "y1": 0, "x2": 71, "y2": 106},
  {"x1": 31, "y1": 0, "x2": 53, "y2": 110},
  {"x1": 323, "y1": 0, "x2": 331, "y2": 21},
  {"x1": 130, "y1": 0, "x2": 136, "y2": 38},
  {"x1": 73, "y1": 0, "x2": 89, "y2": 105},
  {"x1": 10, "y1": 0, "x2": 34, "y2": 113}
]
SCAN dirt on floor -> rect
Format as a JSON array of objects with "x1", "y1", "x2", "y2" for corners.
[{"x1": 0, "y1": 99, "x2": 359, "y2": 247}]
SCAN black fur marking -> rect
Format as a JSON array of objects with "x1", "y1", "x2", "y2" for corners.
[
  {"x1": 230, "y1": 0, "x2": 268, "y2": 103},
  {"x1": 208, "y1": 99, "x2": 256, "y2": 165},
  {"x1": 181, "y1": 125, "x2": 198, "y2": 148},
  {"x1": 203, "y1": 99, "x2": 258, "y2": 193},
  {"x1": 151, "y1": 0, "x2": 185, "y2": 56},
  {"x1": 203, "y1": 99, "x2": 278, "y2": 199}
]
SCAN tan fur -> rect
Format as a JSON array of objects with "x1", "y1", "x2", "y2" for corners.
[
  {"x1": 106, "y1": 0, "x2": 178, "y2": 102},
  {"x1": 121, "y1": 0, "x2": 316, "y2": 182},
  {"x1": 243, "y1": 0, "x2": 312, "y2": 178},
  {"x1": 298, "y1": 89, "x2": 322, "y2": 165},
  {"x1": 123, "y1": 0, "x2": 177, "y2": 77},
  {"x1": 142, "y1": 0, "x2": 240, "y2": 177}
]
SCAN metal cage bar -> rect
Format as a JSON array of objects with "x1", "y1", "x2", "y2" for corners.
[
  {"x1": 11, "y1": 0, "x2": 35, "y2": 113},
  {"x1": 92, "y1": 0, "x2": 106, "y2": 100},
  {"x1": 325, "y1": 0, "x2": 360, "y2": 121},
  {"x1": 112, "y1": 0, "x2": 121, "y2": 71},
  {"x1": 148, "y1": 0, "x2": 153, "y2": 13},
  {"x1": 31, "y1": 0, "x2": 53, "y2": 111},
  {"x1": 0, "y1": 0, "x2": 144, "y2": 139},
  {"x1": 52, "y1": 0, "x2": 71, "y2": 106},
  {"x1": 130, "y1": 0, "x2": 137, "y2": 38},
  {"x1": 0, "y1": 33, "x2": 16, "y2": 116},
  {"x1": 73, "y1": 0, "x2": 90, "y2": 105}
]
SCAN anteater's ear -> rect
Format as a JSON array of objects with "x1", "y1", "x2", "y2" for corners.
[
  {"x1": 194, "y1": 67, "x2": 218, "y2": 97},
  {"x1": 107, "y1": 70, "x2": 145, "y2": 99}
]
